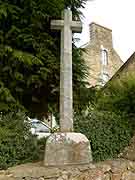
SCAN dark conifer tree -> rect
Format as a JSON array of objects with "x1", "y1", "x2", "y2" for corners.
[{"x1": 0, "y1": 0, "x2": 89, "y2": 117}]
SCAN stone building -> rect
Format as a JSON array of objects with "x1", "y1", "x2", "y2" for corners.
[
  {"x1": 82, "y1": 22, "x2": 123, "y2": 86},
  {"x1": 106, "y1": 52, "x2": 135, "y2": 83}
]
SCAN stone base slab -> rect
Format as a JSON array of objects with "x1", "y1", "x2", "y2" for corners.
[{"x1": 44, "y1": 132, "x2": 92, "y2": 166}]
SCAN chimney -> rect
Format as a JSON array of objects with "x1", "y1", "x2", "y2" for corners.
[{"x1": 89, "y1": 22, "x2": 113, "y2": 48}]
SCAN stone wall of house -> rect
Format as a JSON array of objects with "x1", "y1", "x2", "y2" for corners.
[{"x1": 83, "y1": 22, "x2": 123, "y2": 86}]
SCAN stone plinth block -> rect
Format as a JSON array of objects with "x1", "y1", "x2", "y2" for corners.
[{"x1": 44, "y1": 133, "x2": 92, "y2": 166}]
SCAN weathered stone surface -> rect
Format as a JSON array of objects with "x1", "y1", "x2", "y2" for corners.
[
  {"x1": 2, "y1": 159, "x2": 135, "y2": 179},
  {"x1": 51, "y1": 9, "x2": 82, "y2": 132},
  {"x1": 83, "y1": 22, "x2": 123, "y2": 86},
  {"x1": 72, "y1": 169, "x2": 110, "y2": 180},
  {"x1": 122, "y1": 171, "x2": 135, "y2": 180},
  {"x1": 44, "y1": 133, "x2": 92, "y2": 166}
]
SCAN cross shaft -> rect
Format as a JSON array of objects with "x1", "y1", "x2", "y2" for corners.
[{"x1": 51, "y1": 9, "x2": 82, "y2": 132}]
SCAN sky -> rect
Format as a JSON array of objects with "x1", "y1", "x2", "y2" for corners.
[{"x1": 76, "y1": 0, "x2": 135, "y2": 62}]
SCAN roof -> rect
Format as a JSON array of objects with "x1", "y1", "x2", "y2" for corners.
[{"x1": 104, "y1": 52, "x2": 135, "y2": 88}]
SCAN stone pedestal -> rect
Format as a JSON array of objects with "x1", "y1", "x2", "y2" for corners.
[{"x1": 44, "y1": 133, "x2": 92, "y2": 166}]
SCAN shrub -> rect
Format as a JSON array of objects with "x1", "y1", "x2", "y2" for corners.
[
  {"x1": 74, "y1": 109, "x2": 134, "y2": 162},
  {"x1": 97, "y1": 74, "x2": 135, "y2": 117},
  {"x1": 0, "y1": 112, "x2": 40, "y2": 169}
]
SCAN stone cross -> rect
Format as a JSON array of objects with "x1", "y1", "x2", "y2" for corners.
[{"x1": 51, "y1": 9, "x2": 82, "y2": 132}]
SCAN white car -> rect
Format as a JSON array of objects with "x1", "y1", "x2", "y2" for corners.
[{"x1": 30, "y1": 119, "x2": 51, "y2": 139}]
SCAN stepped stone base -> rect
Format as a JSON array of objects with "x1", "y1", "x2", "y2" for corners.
[{"x1": 44, "y1": 132, "x2": 92, "y2": 166}]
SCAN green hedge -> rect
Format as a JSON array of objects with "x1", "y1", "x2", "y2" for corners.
[
  {"x1": 0, "y1": 112, "x2": 40, "y2": 169},
  {"x1": 74, "y1": 109, "x2": 134, "y2": 161},
  {"x1": 97, "y1": 74, "x2": 135, "y2": 117}
]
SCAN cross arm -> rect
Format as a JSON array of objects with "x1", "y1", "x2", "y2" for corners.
[
  {"x1": 72, "y1": 21, "x2": 82, "y2": 33},
  {"x1": 51, "y1": 20, "x2": 64, "y2": 30}
]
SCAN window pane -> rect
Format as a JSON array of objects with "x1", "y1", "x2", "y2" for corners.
[{"x1": 101, "y1": 49, "x2": 108, "y2": 65}]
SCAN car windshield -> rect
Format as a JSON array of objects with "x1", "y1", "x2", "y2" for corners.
[{"x1": 31, "y1": 121, "x2": 50, "y2": 133}]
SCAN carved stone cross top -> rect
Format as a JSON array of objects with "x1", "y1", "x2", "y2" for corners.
[{"x1": 51, "y1": 9, "x2": 82, "y2": 132}]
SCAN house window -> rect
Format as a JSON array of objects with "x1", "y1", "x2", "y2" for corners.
[{"x1": 101, "y1": 49, "x2": 108, "y2": 65}]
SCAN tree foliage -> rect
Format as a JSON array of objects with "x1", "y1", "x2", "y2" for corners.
[
  {"x1": 74, "y1": 74, "x2": 135, "y2": 161},
  {"x1": 0, "y1": 0, "x2": 88, "y2": 116},
  {"x1": 74, "y1": 109, "x2": 134, "y2": 162},
  {"x1": 0, "y1": 112, "x2": 40, "y2": 169},
  {"x1": 96, "y1": 74, "x2": 135, "y2": 120}
]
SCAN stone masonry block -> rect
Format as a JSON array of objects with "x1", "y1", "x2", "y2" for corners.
[{"x1": 44, "y1": 133, "x2": 92, "y2": 166}]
